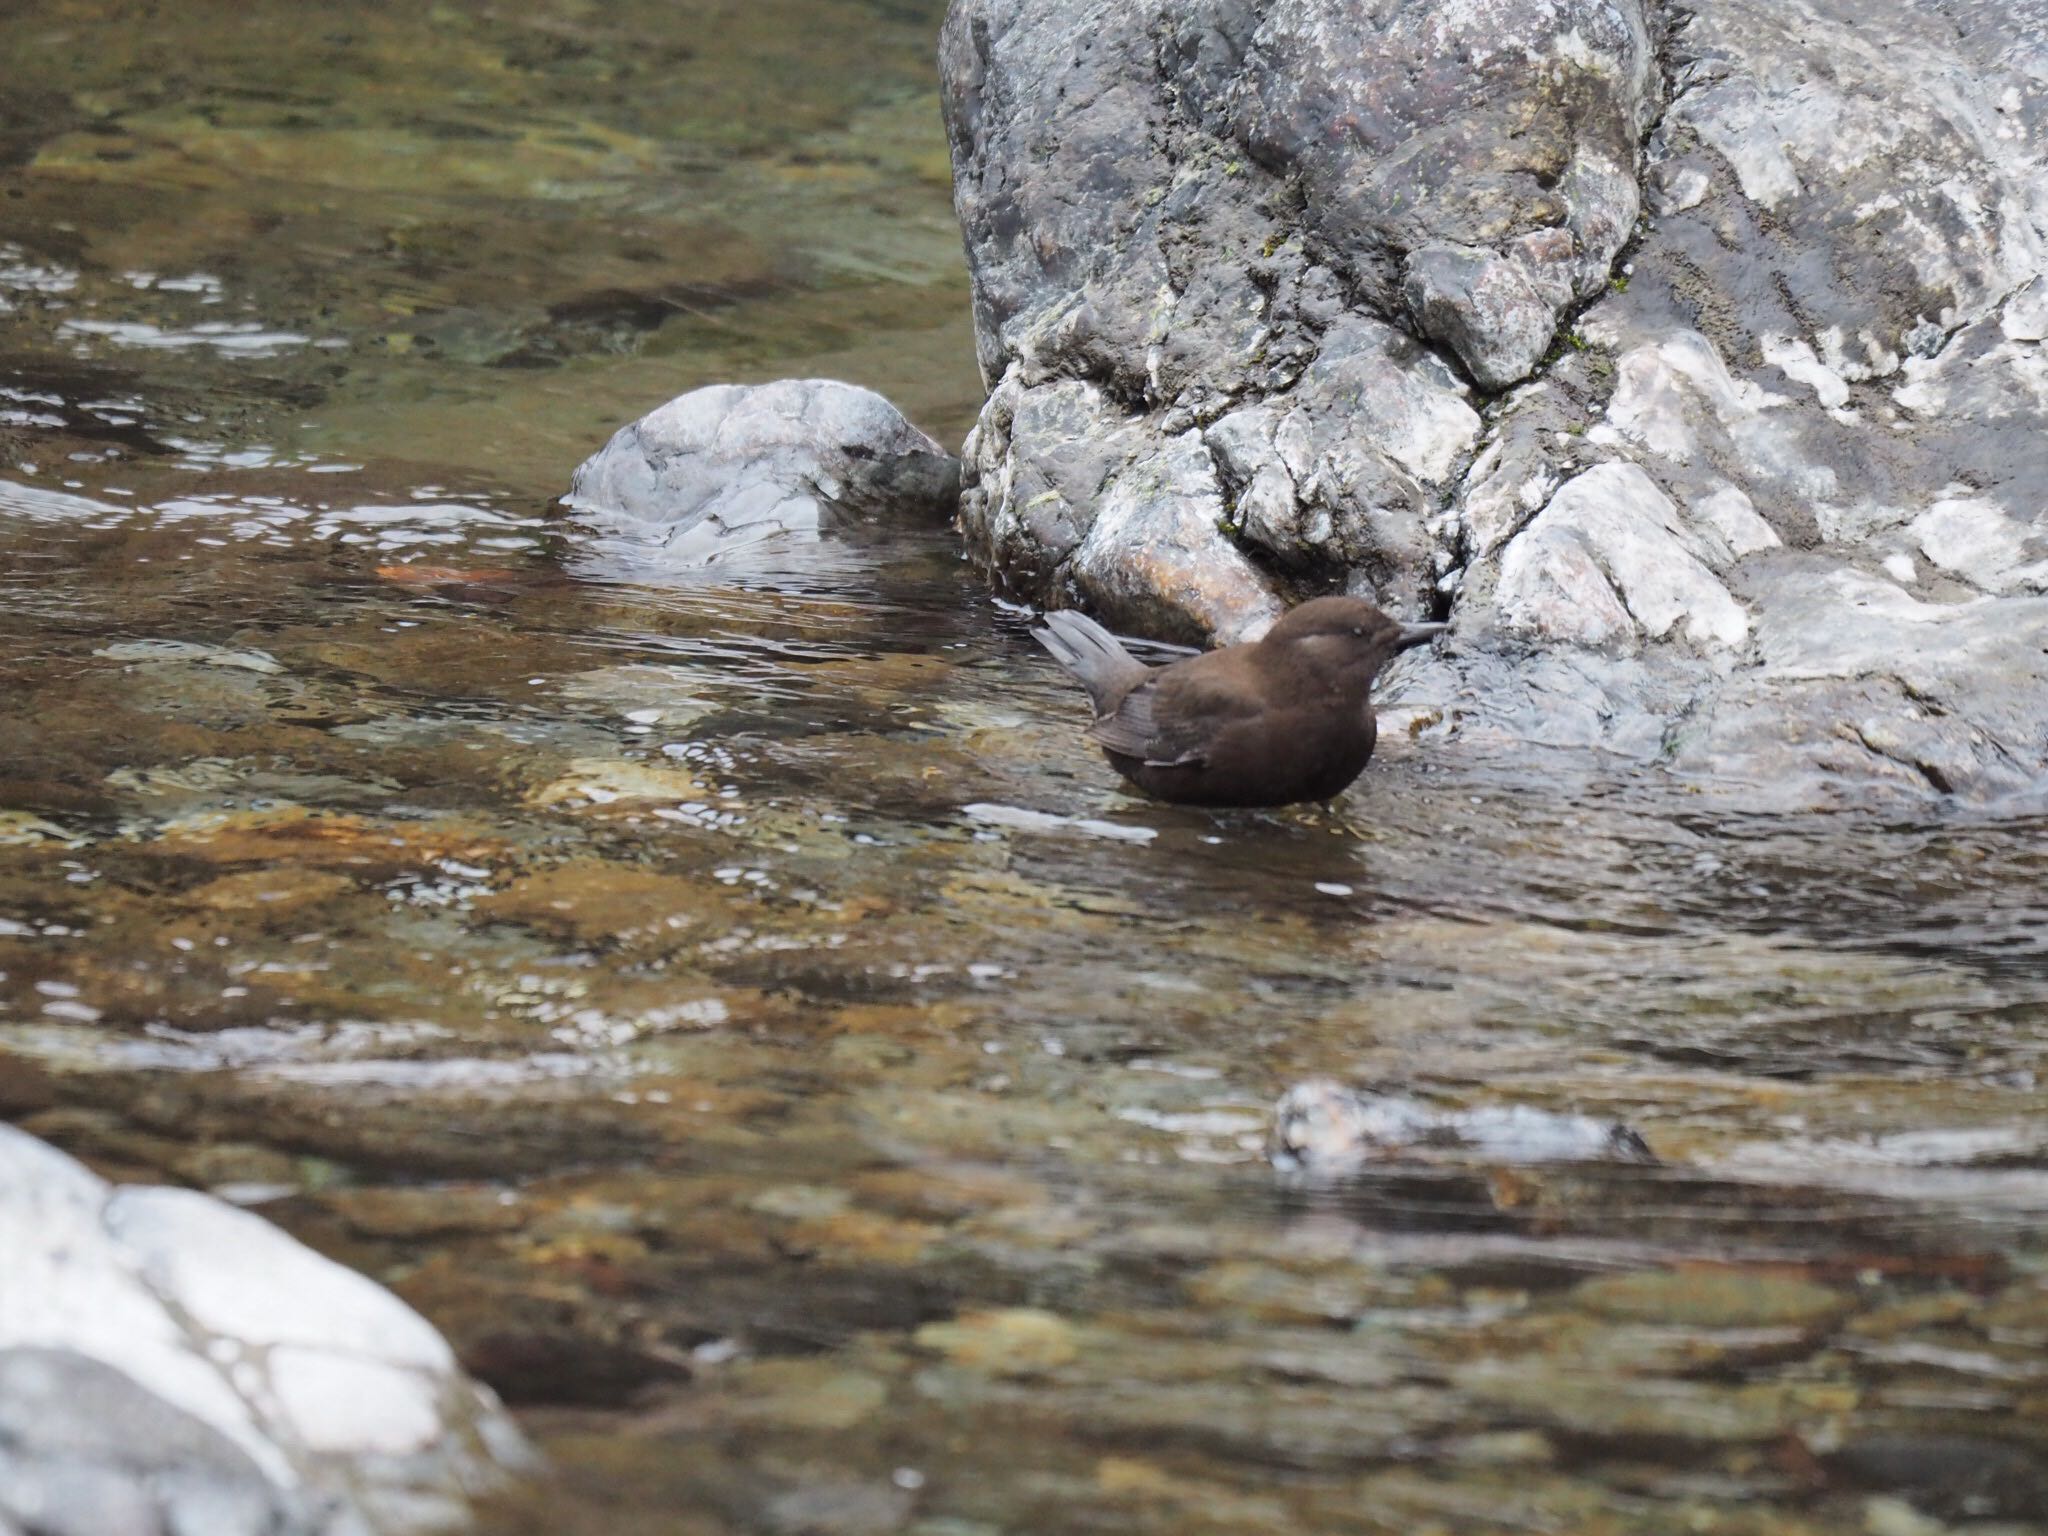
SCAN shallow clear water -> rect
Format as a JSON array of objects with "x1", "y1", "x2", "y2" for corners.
[{"x1": 4, "y1": 5, "x2": 2048, "y2": 1534}]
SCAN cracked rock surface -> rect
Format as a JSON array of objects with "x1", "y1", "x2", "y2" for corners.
[
  {"x1": 1408, "y1": 0, "x2": 2048, "y2": 805},
  {"x1": 943, "y1": 0, "x2": 1659, "y2": 638},
  {"x1": 942, "y1": 0, "x2": 2048, "y2": 804},
  {"x1": 0, "y1": 1124, "x2": 531, "y2": 1536}
]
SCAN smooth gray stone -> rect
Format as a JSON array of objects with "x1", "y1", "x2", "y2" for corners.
[{"x1": 566, "y1": 378, "x2": 959, "y2": 576}]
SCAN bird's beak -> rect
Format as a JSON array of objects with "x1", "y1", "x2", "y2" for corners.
[{"x1": 1395, "y1": 621, "x2": 1449, "y2": 651}]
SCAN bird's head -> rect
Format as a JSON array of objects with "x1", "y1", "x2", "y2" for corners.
[{"x1": 1262, "y1": 595, "x2": 1447, "y2": 683}]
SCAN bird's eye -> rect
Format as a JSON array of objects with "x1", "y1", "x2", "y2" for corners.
[{"x1": 1352, "y1": 625, "x2": 1366, "y2": 636}]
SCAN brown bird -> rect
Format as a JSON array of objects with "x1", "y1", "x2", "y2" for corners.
[{"x1": 1032, "y1": 595, "x2": 1446, "y2": 807}]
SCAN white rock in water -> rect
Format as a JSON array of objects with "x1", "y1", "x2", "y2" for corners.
[
  {"x1": 565, "y1": 378, "x2": 959, "y2": 574},
  {"x1": 0, "y1": 1123, "x2": 530, "y2": 1535}
]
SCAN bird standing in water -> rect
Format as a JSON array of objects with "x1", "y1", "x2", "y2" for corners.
[{"x1": 1032, "y1": 595, "x2": 1446, "y2": 808}]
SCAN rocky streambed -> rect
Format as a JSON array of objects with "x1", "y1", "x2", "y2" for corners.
[
  {"x1": 6, "y1": 450, "x2": 2048, "y2": 1533},
  {"x1": 2, "y1": 1, "x2": 2048, "y2": 1534}
]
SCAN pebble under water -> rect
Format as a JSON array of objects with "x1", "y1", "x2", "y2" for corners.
[{"x1": 3, "y1": 4, "x2": 2047, "y2": 1534}]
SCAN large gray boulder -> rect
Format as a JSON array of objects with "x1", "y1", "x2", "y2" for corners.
[
  {"x1": 941, "y1": 0, "x2": 2048, "y2": 803},
  {"x1": 564, "y1": 378, "x2": 960, "y2": 576},
  {"x1": 0, "y1": 1125, "x2": 531, "y2": 1536},
  {"x1": 942, "y1": 0, "x2": 1658, "y2": 638}
]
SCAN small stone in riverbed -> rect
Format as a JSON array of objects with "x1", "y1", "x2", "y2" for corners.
[
  {"x1": 914, "y1": 1308, "x2": 1077, "y2": 1377},
  {"x1": 763, "y1": 1476, "x2": 913, "y2": 1536},
  {"x1": 1441, "y1": 1429, "x2": 1557, "y2": 1468},
  {"x1": 326, "y1": 1185, "x2": 528, "y2": 1241},
  {"x1": 524, "y1": 757, "x2": 712, "y2": 811},
  {"x1": 1861, "y1": 1497, "x2": 1948, "y2": 1536},
  {"x1": 1571, "y1": 1268, "x2": 1852, "y2": 1331},
  {"x1": 1982, "y1": 1279, "x2": 2048, "y2": 1343},
  {"x1": 183, "y1": 867, "x2": 355, "y2": 917},
  {"x1": 1454, "y1": 1362, "x2": 1855, "y2": 1444},
  {"x1": 729, "y1": 1360, "x2": 889, "y2": 1432},
  {"x1": 1845, "y1": 1291, "x2": 1977, "y2": 1339},
  {"x1": 472, "y1": 859, "x2": 717, "y2": 949},
  {"x1": 1186, "y1": 1260, "x2": 1415, "y2": 1327}
]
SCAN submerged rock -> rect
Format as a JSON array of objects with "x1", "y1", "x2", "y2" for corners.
[
  {"x1": 940, "y1": 0, "x2": 2048, "y2": 803},
  {"x1": 564, "y1": 379, "x2": 960, "y2": 575},
  {"x1": 0, "y1": 1124, "x2": 531, "y2": 1535},
  {"x1": 1270, "y1": 1080, "x2": 1654, "y2": 1175}
]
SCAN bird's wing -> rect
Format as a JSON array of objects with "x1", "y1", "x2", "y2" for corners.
[{"x1": 1086, "y1": 668, "x2": 1260, "y2": 768}]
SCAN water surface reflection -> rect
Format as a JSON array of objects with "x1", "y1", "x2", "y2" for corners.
[{"x1": 3, "y1": 475, "x2": 2046, "y2": 1534}]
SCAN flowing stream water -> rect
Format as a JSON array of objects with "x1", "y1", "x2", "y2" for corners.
[{"x1": 4, "y1": 4, "x2": 2048, "y2": 1533}]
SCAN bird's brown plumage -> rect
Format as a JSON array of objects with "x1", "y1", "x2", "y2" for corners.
[{"x1": 1033, "y1": 596, "x2": 1446, "y2": 807}]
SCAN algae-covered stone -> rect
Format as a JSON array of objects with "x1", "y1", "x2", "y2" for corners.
[
  {"x1": 914, "y1": 1308, "x2": 1078, "y2": 1377},
  {"x1": 472, "y1": 860, "x2": 721, "y2": 949},
  {"x1": 1184, "y1": 1261, "x2": 1417, "y2": 1327},
  {"x1": 1571, "y1": 1269, "x2": 1854, "y2": 1331},
  {"x1": 136, "y1": 803, "x2": 505, "y2": 871},
  {"x1": 1455, "y1": 1362, "x2": 1856, "y2": 1443},
  {"x1": 1983, "y1": 1280, "x2": 2048, "y2": 1344},
  {"x1": 724, "y1": 1360, "x2": 892, "y2": 1432},
  {"x1": 182, "y1": 867, "x2": 356, "y2": 917}
]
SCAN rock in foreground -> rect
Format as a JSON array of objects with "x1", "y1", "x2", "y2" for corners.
[
  {"x1": 0, "y1": 1124, "x2": 531, "y2": 1536},
  {"x1": 564, "y1": 379, "x2": 960, "y2": 576}
]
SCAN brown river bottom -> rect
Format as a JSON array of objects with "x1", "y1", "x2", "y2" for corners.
[{"x1": 3, "y1": 3, "x2": 2048, "y2": 1532}]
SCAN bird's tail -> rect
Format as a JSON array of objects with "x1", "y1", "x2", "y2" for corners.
[{"x1": 1032, "y1": 608, "x2": 1151, "y2": 717}]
